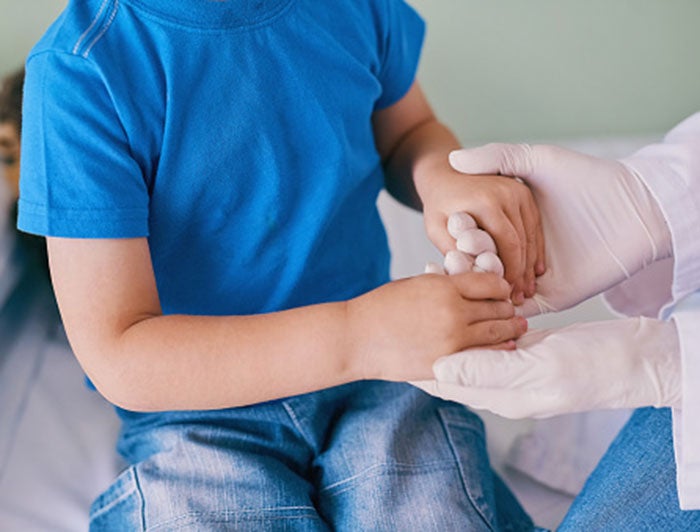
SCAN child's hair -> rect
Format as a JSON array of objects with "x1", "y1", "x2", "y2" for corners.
[
  {"x1": 0, "y1": 68, "x2": 24, "y2": 133},
  {"x1": 0, "y1": 67, "x2": 48, "y2": 278}
]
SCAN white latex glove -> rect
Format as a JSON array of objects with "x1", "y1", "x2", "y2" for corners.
[
  {"x1": 414, "y1": 317, "x2": 681, "y2": 418},
  {"x1": 441, "y1": 212, "x2": 505, "y2": 277},
  {"x1": 449, "y1": 144, "x2": 673, "y2": 317}
]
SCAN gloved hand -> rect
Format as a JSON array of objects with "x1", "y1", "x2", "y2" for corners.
[
  {"x1": 448, "y1": 144, "x2": 673, "y2": 317},
  {"x1": 413, "y1": 317, "x2": 681, "y2": 418}
]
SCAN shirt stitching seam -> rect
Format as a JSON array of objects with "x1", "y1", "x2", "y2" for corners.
[
  {"x1": 82, "y1": 0, "x2": 120, "y2": 58},
  {"x1": 72, "y1": 0, "x2": 110, "y2": 55}
]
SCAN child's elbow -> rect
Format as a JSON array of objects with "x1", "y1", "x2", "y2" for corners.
[{"x1": 76, "y1": 350, "x2": 165, "y2": 413}]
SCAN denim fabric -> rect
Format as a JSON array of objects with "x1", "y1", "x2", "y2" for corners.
[
  {"x1": 90, "y1": 381, "x2": 533, "y2": 531},
  {"x1": 560, "y1": 407, "x2": 700, "y2": 531}
]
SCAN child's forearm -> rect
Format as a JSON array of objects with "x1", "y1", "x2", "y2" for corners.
[
  {"x1": 86, "y1": 302, "x2": 363, "y2": 412},
  {"x1": 50, "y1": 233, "x2": 523, "y2": 412},
  {"x1": 49, "y1": 237, "x2": 374, "y2": 412},
  {"x1": 383, "y1": 118, "x2": 461, "y2": 211}
]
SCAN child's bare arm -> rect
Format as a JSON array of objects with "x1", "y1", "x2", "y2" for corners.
[
  {"x1": 373, "y1": 82, "x2": 545, "y2": 301},
  {"x1": 48, "y1": 237, "x2": 525, "y2": 412}
]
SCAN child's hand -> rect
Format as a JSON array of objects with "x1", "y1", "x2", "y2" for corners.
[
  {"x1": 347, "y1": 272, "x2": 528, "y2": 382},
  {"x1": 419, "y1": 168, "x2": 545, "y2": 304},
  {"x1": 449, "y1": 143, "x2": 672, "y2": 317}
]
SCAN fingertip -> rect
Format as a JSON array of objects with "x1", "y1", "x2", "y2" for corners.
[
  {"x1": 536, "y1": 261, "x2": 546, "y2": 276},
  {"x1": 511, "y1": 289, "x2": 525, "y2": 306},
  {"x1": 515, "y1": 316, "x2": 529, "y2": 335},
  {"x1": 424, "y1": 261, "x2": 445, "y2": 275},
  {"x1": 495, "y1": 275, "x2": 513, "y2": 298},
  {"x1": 448, "y1": 149, "x2": 465, "y2": 170},
  {"x1": 501, "y1": 278, "x2": 514, "y2": 296}
]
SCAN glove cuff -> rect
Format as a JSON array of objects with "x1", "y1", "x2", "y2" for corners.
[{"x1": 618, "y1": 161, "x2": 673, "y2": 265}]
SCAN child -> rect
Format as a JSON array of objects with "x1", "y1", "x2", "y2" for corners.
[
  {"x1": 19, "y1": 1, "x2": 540, "y2": 529},
  {"x1": 0, "y1": 67, "x2": 48, "y2": 277},
  {"x1": 0, "y1": 68, "x2": 23, "y2": 199}
]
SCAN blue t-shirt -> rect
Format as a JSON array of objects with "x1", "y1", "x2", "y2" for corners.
[{"x1": 19, "y1": 0, "x2": 424, "y2": 316}]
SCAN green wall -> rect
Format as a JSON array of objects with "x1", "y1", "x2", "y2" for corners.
[
  {"x1": 2, "y1": 1, "x2": 698, "y2": 142},
  {"x1": 411, "y1": 0, "x2": 700, "y2": 142},
  {"x1": 0, "y1": 0, "x2": 66, "y2": 75}
]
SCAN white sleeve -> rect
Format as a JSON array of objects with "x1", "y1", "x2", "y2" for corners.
[
  {"x1": 621, "y1": 112, "x2": 700, "y2": 305},
  {"x1": 671, "y1": 292, "x2": 700, "y2": 509},
  {"x1": 614, "y1": 112, "x2": 700, "y2": 509}
]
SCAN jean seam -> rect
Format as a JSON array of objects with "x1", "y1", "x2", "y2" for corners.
[
  {"x1": 89, "y1": 466, "x2": 145, "y2": 529},
  {"x1": 282, "y1": 400, "x2": 317, "y2": 453},
  {"x1": 438, "y1": 407, "x2": 496, "y2": 532},
  {"x1": 319, "y1": 460, "x2": 456, "y2": 496},
  {"x1": 132, "y1": 465, "x2": 146, "y2": 531},
  {"x1": 149, "y1": 507, "x2": 322, "y2": 531}
]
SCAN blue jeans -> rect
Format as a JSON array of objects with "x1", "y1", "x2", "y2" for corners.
[
  {"x1": 560, "y1": 407, "x2": 700, "y2": 531},
  {"x1": 89, "y1": 381, "x2": 533, "y2": 531}
]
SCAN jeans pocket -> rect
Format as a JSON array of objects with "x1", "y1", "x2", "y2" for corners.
[{"x1": 89, "y1": 466, "x2": 144, "y2": 532}]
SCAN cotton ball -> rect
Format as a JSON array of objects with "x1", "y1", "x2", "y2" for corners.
[
  {"x1": 444, "y1": 250, "x2": 474, "y2": 275},
  {"x1": 424, "y1": 261, "x2": 445, "y2": 275},
  {"x1": 456, "y1": 229, "x2": 497, "y2": 256},
  {"x1": 473, "y1": 251, "x2": 504, "y2": 277},
  {"x1": 447, "y1": 212, "x2": 477, "y2": 239}
]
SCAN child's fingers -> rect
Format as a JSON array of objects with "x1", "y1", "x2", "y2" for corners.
[
  {"x1": 462, "y1": 316, "x2": 528, "y2": 348},
  {"x1": 504, "y1": 203, "x2": 528, "y2": 298},
  {"x1": 520, "y1": 203, "x2": 538, "y2": 297},
  {"x1": 535, "y1": 205, "x2": 546, "y2": 276},
  {"x1": 484, "y1": 340, "x2": 517, "y2": 351},
  {"x1": 460, "y1": 299, "x2": 515, "y2": 323},
  {"x1": 449, "y1": 271, "x2": 511, "y2": 301},
  {"x1": 474, "y1": 213, "x2": 524, "y2": 291},
  {"x1": 425, "y1": 214, "x2": 454, "y2": 255}
]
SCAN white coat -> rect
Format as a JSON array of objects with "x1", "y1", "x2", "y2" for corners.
[{"x1": 607, "y1": 112, "x2": 700, "y2": 509}]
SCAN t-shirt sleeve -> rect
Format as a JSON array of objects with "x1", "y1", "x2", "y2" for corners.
[
  {"x1": 374, "y1": 0, "x2": 426, "y2": 110},
  {"x1": 18, "y1": 52, "x2": 150, "y2": 238}
]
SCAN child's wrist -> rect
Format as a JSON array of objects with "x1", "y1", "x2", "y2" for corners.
[
  {"x1": 343, "y1": 295, "x2": 381, "y2": 381},
  {"x1": 413, "y1": 150, "x2": 456, "y2": 205}
]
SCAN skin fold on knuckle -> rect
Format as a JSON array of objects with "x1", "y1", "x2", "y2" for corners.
[
  {"x1": 480, "y1": 320, "x2": 510, "y2": 345},
  {"x1": 465, "y1": 272, "x2": 506, "y2": 300},
  {"x1": 496, "y1": 301, "x2": 516, "y2": 319}
]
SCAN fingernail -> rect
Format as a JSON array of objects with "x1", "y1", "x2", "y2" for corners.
[
  {"x1": 536, "y1": 262, "x2": 546, "y2": 276},
  {"x1": 520, "y1": 316, "x2": 529, "y2": 331}
]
